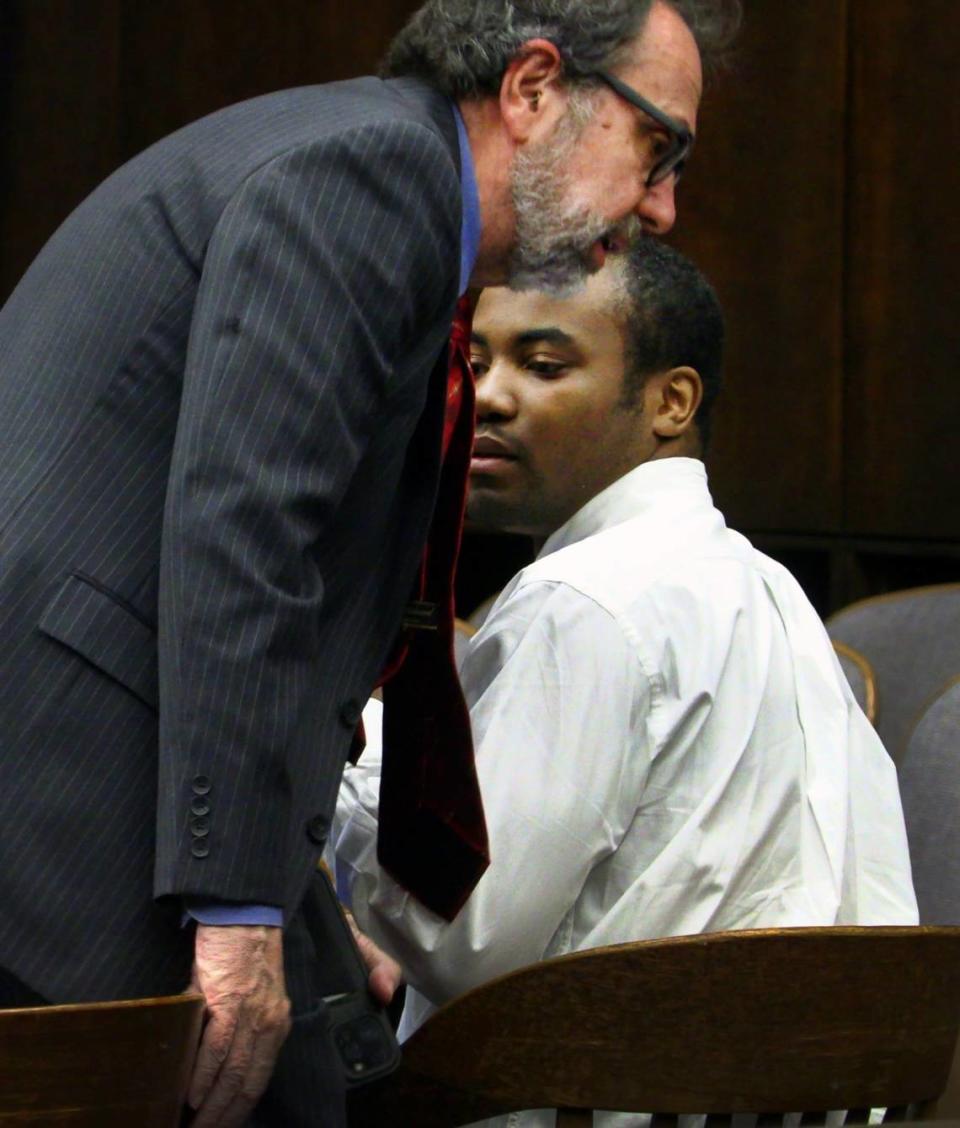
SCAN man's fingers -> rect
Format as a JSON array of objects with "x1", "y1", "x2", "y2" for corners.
[
  {"x1": 186, "y1": 924, "x2": 291, "y2": 1126},
  {"x1": 352, "y1": 925, "x2": 403, "y2": 1004},
  {"x1": 192, "y1": 1058, "x2": 254, "y2": 1128},
  {"x1": 192, "y1": 999, "x2": 291, "y2": 1128},
  {"x1": 368, "y1": 958, "x2": 402, "y2": 1005},
  {"x1": 187, "y1": 1007, "x2": 241, "y2": 1112},
  {"x1": 215, "y1": 1016, "x2": 292, "y2": 1128}
]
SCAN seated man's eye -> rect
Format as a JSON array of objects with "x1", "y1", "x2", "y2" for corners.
[{"x1": 527, "y1": 359, "x2": 567, "y2": 377}]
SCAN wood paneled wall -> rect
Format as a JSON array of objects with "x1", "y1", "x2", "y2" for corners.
[
  {"x1": 0, "y1": 0, "x2": 421, "y2": 295},
  {"x1": 2, "y1": 0, "x2": 957, "y2": 609},
  {"x1": 667, "y1": 0, "x2": 959, "y2": 607},
  {"x1": 844, "y1": 1, "x2": 960, "y2": 541},
  {"x1": 670, "y1": 0, "x2": 959, "y2": 547},
  {"x1": 669, "y1": 0, "x2": 848, "y2": 534}
]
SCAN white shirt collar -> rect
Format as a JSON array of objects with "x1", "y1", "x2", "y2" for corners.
[{"x1": 538, "y1": 457, "x2": 711, "y2": 560}]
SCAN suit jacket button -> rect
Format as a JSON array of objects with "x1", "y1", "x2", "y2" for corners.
[
  {"x1": 191, "y1": 818, "x2": 209, "y2": 837},
  {"x1": 305, "y1": 815, "x2": 329, "y2": 845},
  {"x1": 339, "y1": 699, "x2": 362, "y2": 728},
  {"x1": 191, "y1": 841, "x2": 210, "y2": 859},
  {"x1": 192, "y1": 775, "x2": 211, "y2": 796},
  {"x1": 191, "y1": 798, "x2": 210, "y2": 817}
]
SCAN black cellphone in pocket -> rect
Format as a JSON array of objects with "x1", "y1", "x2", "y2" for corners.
[{"x1": 301, "y1": 867, "x2": 402, "y2": 1087}]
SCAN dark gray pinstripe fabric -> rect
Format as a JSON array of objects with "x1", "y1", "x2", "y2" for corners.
[{"x1": 0, "y1": 76, "x2": 462, "y2": 1008}]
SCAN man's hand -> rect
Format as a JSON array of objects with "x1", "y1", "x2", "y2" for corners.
[
  {"x1": 187, "y1": 924, "x2": 292, "y2": 1127},
  {"x1": 344, "y1": 909, "x2": 403, "y2": 1004}
]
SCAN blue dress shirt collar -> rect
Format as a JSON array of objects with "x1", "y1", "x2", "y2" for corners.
[{"x1": 453, "y1": 103, "x2": 481, "y2": 296}]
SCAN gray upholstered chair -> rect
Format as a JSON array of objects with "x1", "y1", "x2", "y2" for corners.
[
  {"x1": 898, "y1": 675, "x2": 960, "y2": 925},
  {"x1": 832, "y1": 639, "x2": 877, "y2": 724},
  {"x1": 826, "y1": 583, "x2": 960, "y2": 762}
]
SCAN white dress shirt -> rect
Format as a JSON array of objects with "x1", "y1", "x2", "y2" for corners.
[{"x1": 334, "y1": 458, "x2": 917, "y2": 1128}]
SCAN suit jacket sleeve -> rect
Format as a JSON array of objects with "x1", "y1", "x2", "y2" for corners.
[{"x1": 153, "y1": 117, "x2": 460, "y2": 907}]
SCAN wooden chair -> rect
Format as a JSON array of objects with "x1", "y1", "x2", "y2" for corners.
[
  {"x1": 832, "y1": 639, "x2": 878, "y2": 724},
  {"x1": 348, "y1": 927, "x2": 960, "y2": 1128},
  {"x1": 0, "y1": 993, "x2": 204, "y2": 1126}
]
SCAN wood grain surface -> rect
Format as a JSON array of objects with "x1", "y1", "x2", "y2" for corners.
[
  {"x1": 349, "y1": 927, "x2": 960, "y2": 1127},
  {"x1": 0, "y1": 993, "x2": 204, "y2": 1126}
]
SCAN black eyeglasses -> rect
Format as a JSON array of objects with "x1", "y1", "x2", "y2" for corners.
[{"x1": 591, "y1": 68, "x2": 694, "y2": 186}]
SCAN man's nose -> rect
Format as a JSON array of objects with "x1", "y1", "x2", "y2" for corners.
[
  {"x1": 636, "y1": 176, "x2": 677, "y2": 236},
  {"x1": 474, "y1": 365, "x2": 517, "y2": 420}
]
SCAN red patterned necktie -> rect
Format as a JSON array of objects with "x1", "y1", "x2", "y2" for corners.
[{"x1": 376, "y1": 296, "x2": 490, "y2": 921}]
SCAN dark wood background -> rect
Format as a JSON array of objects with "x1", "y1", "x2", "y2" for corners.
[
  {"x1": 666, "y1": 0, "x2": 960, "y2": 613},
  {"x1": 1, "y1": 0, "x2": 956, "y2": 615}
]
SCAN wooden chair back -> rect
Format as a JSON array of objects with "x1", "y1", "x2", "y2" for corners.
[
  {"x1": 0, "y1": 993, "x2": 204, "y2": 1126},
  {"x1": 348, "y1": 927, "x2": 960, "y2": 1128},
  {"x1": 832, "y1": 638, "x2": 878, "y2": 723}
]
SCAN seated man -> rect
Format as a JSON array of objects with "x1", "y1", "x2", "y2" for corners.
[{"x1": 333, "y1": 242, "x2": 917, "y2": 1045}]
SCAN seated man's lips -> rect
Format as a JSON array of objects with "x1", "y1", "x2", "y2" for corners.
[
  {"x1": 472, "y1": 436, "x2": 517, "y2": 460},
  {"x1": 471, "y1": 436, "x2": 520, "y2": 473}
]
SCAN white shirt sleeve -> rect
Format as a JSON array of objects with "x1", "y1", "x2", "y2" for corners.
[{"x1": 333, "y1": 579, "x2": 651, "y2": 1006}]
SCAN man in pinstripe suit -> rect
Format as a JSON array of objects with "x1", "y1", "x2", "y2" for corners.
[{"x1": 0, "y1": 1, "x2": 733, "y2": 1123}]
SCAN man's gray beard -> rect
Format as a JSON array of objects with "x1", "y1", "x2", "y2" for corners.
[{"x1": 508, "y1": 109, "x2": 611, "y2": 297}]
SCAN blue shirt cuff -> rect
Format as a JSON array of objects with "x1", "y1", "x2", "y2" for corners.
[{"x1": 183, "y1": 900, "x2": 283, "y2": 927}]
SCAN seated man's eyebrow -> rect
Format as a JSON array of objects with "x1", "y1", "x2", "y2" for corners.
[
  {"x1": 470, "y1": 330, "x2": 490, "y2": 348},
  {"x1": 515, "y1": 328, "x2": 576, "y2": 348}
]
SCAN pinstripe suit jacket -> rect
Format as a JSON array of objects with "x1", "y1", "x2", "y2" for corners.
[{"x1": 0, "y1": 76, "x2": 462, "y2": 1003}]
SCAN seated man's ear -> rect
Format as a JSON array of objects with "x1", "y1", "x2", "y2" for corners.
[{"x1": 650, "y1": 366, "x2": 702, "y2": 439}]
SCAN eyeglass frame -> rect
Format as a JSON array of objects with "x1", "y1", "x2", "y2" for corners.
[{"x1": 589, "y1": 68, "x2": 694, "y2": 186}]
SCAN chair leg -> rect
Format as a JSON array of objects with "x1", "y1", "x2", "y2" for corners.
[{"x1": 556, "y1": 1110, "x2": 593, "y2": 1127}]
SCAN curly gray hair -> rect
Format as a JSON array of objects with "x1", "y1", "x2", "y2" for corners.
[{"x1": 382, "y1": 0, "x2": 742, "y2": 100}]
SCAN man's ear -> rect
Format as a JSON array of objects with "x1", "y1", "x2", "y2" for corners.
[
  {"x1": 498, "y1": 38, "x2": 568, "y2": 144},
  {"x1": 650, "y1": 366, "x2": 703, "y2": 438}
]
